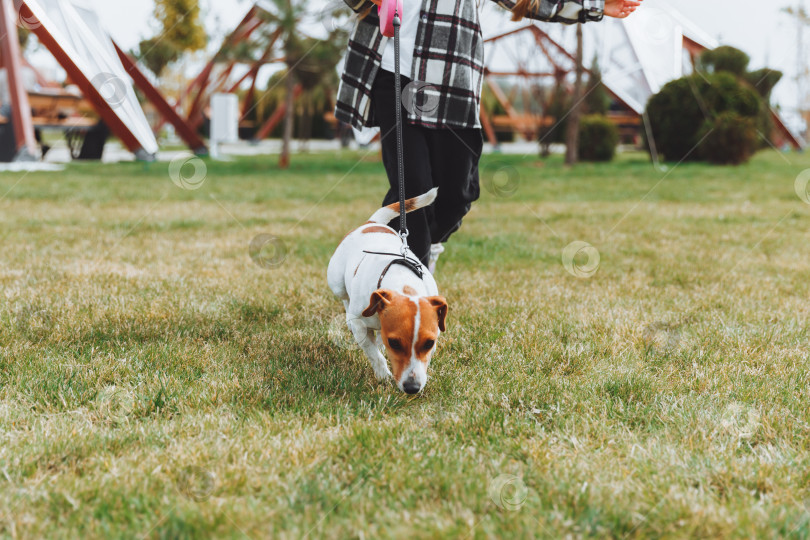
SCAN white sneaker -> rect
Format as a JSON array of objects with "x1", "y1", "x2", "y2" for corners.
[{"x1": 428, "y1": 243, "x2": 445, "y2": 274}]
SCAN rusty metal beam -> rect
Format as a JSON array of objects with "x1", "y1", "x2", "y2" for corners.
[
  {"x1": 484, "y1": 76, "x2": 533, "y2": 140},
  {"x1": 0, "y1": 0, "x2": 37, "y2": 160},
  {"x1": 479, "y1": 102, "x2": 497, "y2": 145},
  {"x1": 529, "y1": 26, "x2": 578, "y2": 65},
  {"x1": 483, "y1": 25, "x2": 533, "y2": 44},
  {"x1": 770, "y1": 107, "x2": 804, "y2": 150},
  {"x1": 183, "y1": 6, "x2": 265, "y2": 127},
  {"x1": 113, "y1": 40, "x2": 207, "y2": 155},
  {"x1": 486, "y1": 70, "x2": 558, "y2": 78}
]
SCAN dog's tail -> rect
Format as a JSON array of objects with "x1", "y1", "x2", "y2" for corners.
[{"x1": 367, "y1": 187, "x2": 438, "y2": 224}]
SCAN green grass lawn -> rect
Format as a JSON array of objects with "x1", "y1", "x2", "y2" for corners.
[{"x1": 2, "y1": 148, "x2": 810, "y2": 538}]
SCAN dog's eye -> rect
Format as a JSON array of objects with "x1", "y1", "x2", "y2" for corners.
[
  {"x1": 422, "y1": 339, "x2": 435, "y2": 351},
  {"x1": 388, "y1": 339, "x2": 403, "y2": 351}
]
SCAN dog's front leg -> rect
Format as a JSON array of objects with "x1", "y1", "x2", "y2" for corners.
[{"x1": 348, "y1": 318, "x2": 392, "y2": 380}]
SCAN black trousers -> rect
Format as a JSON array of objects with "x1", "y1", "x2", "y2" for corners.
[{"x1": 371, "y1": 70, "x2": 483, "y2": 265}]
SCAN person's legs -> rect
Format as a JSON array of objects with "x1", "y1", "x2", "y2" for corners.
[
  {"x1": 371, "y1": 70, "x2": 434, "y2": 264},
  {"x1": 426, "y1": 127, "x2": 483, "y2": 245}
]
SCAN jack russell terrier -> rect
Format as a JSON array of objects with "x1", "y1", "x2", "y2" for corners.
[{"x1": 327, "y1": 188, "x2": 447, "y2": 394}]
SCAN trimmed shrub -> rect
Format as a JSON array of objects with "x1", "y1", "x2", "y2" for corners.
[
  {"x1": 698, "y1": 112, "x2": 758, "y2": 165},
  {"x1": 699, "y1": 46, "x2": 751, "y2": 77},
  {"x1": 745, "y1": 68, "x2": 782, "y2": 150},
  {"x1": 645, "y1": 72, "x2": 761, "y2": 162},
  {"x1": 578, "y1": 115, "x2": 619, "y2": 162},
  {"x1": 745, "y1": 68, "x2": 783, "y2": 100}
]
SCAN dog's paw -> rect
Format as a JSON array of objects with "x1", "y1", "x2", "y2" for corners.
[{"x1": 372, "y1": 362, "x2": 392, "y2": 380}]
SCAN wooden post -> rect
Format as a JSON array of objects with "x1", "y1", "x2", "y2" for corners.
[{"x1": 0, "y1": 0, "x2": 37, "y2": 160}]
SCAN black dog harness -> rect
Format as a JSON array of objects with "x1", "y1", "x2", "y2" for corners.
[{"x1": 363, "y1": 250, "x2": 424, "y2": 288}]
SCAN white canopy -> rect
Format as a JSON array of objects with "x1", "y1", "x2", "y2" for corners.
[{"x1": 24, "y1": 0, "x2": 158, "y2": 156}]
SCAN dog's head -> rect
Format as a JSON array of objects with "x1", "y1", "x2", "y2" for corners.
[{"x1": 362, "y1": 289, "x2": 447, "y2": 394}]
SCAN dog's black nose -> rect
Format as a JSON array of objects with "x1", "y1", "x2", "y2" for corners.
[{"x1": 403, "y1": 379, "x2": 421, "y2": 394}]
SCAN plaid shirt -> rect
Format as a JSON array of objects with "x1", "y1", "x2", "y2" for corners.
[{"x1": 336, "y1": 0, "x2": 605, "y2": 130}]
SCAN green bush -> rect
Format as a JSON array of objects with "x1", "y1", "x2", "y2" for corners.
[
  {"x1": 698, "y1": 112, "x2": 758, "y2": 165},
  {"x1": 744, "y1": 68, "x2": 782, "y2": 150},
  {"x1": 745, "y1": 68, "x2": 783, "y2": 100},
  {"x1": 578, "y1": 115, "x2": 619, "y2": 162},
  {"x1": 699, "y1": 46, "x2": 751, "y2": 77},
  {"x1": 542, "y1": 83, "x2": 571, "y2": 144},
  {"x1": 645, "y1": 72, "x2": 761, "y2": 163}
]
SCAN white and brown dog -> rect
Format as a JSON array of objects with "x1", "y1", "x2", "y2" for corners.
[{"x1": 327, "y1": 188, "x2": 447, "y2": 394}]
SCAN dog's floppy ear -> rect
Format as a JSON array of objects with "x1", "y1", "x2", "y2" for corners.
[
  {"x1": 427, "y1": 296, "x2": 447, "y2": 332},
  {"x1": 362, "y1": 289, "x2": 395, "y2": 317}
]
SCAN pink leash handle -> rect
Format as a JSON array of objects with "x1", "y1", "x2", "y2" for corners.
[{"x1": 379, "y1": 0, "x2": 403, "y2": 37}]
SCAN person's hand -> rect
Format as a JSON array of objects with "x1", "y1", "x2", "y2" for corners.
[
  {"x1": 370, "y1": 0, "x2": 381, "y2": 6},
  {"x1": 604, "y1": 0, "x2": 643, "y2": 18}
]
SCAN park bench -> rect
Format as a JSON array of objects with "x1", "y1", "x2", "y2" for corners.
[{"x1": 0, "y1": 90, "x2": 108, "y2": 161}]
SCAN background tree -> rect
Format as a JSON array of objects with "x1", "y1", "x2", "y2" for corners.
[
  {"x1": 136, "y1": 0, "x2": 207, "y2": 77},
  {"x1": 256, "y1": 0, "x2": 346, "y2": 167},
  {"x1": 18, "y1": 27, "x2": 30, "y2": 49},
  {"x1": 564, "y1": 23, "x2": 584, "y2": 165},
  {"x1": 783, "y1": 4, "x2": 810, "y2": 127},
  {"x1": 255, "y1": 0, "x2": 308, "y2": 168},
  {"x1": 584, "y1": 55, "x2": 609, "y2": 116},
  {"x1": 537, "y1": 77, "x2": 569, "y2": 157},
  {"x1": 290, "y1": 36, "x2": 344, "y2": 144},
  {"x1": 136, "y1": 37, "x2": 178, "y2": 78}
]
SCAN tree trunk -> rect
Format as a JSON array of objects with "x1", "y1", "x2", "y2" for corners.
[
  {"x1": 280, "y1": 68, "x2": 295, "y2": 169},
  {"x1": 299, "y1": 106, "x2": 311, "y2": 153},
  {"x1": 564, "y1": 23, "x2": 584, "y2": 166}
]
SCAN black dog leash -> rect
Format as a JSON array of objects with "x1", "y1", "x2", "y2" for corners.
[
  {"x1": 365, "y1": 6, "x2": 419, "y2": 285},
  {"x1": 369, "y1": 2, "x2": 417, "y2": 281},
  {"x1": 392, "y1": 8, "x2": 409, "y2": 255}
]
